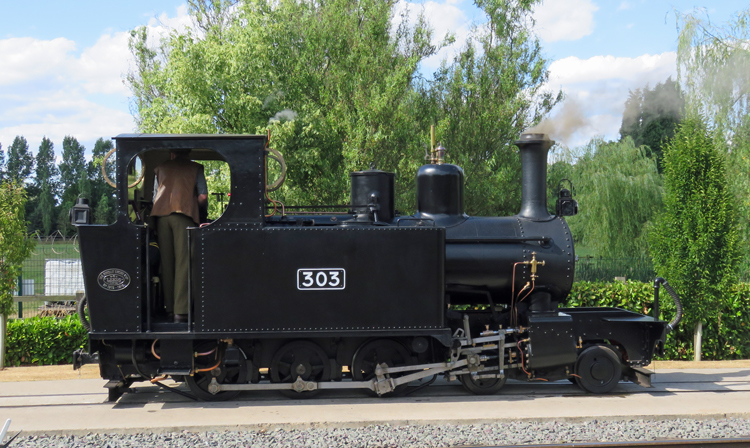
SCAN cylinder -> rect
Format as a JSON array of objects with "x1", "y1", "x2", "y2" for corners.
[
  {"x1": 516, "y1": 133, "x2": 554, "y2": 221},
  {"x1": 416, "y1": 164, "x2": 465, "y2": 218},
  {"x1": 350, "y1": 170, "x2": 395, "y2": 222}
]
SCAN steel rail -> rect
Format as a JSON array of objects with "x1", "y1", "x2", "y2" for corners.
[{"x1": 461, "y1": 438, "x2": 750, "y2": 448}]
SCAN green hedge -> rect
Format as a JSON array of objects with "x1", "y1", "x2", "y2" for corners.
[
  {"x1": 5, "y1": 315, "x2": 88, "y2": 367},
  {"x1": 4, "y1": 282, "x2": 750, "y2": 365},
  {"x1": 568, "y1": 281, "x2": 750, "y2": 360}
]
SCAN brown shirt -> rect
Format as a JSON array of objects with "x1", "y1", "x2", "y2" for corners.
[{"x1": 151, "y1": 159, "x2": 202, "y2": 225}]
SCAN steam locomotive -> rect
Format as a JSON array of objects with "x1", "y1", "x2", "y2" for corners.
[{"x1": 72, "y1": 132, "x2": 681, "y2": 401}]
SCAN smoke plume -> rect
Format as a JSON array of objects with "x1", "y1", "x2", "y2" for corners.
[
  {"x1": 268, "y1": 109, "x2": 298, "y2": 124},
  {"x1": 527, "y1": 99, "x2": 589, "y2": 146}
]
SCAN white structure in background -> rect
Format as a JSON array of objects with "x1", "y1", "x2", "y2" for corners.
[{"x1": 45, "y1": 259, "x2": 85, "y2": 296}]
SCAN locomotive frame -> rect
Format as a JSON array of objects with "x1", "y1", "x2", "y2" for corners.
[{"x1": 73, "y1": 132, "x2": 680, "y2": 401}]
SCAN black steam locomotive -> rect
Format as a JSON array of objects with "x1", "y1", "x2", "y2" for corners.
[{"x1": 72, "y1": 132, "x2": 681, "y2": 401}]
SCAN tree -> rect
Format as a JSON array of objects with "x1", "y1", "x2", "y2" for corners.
[
  {"x1": 129, "y1": 0, "x2": 439, "y2": 209},
  {"x1": 677, "y1": 8, "x2": 750, "y2": 135},
  {"x1": 424, "y1": 0, "x2": 562, "y2": 216},
  {"x1": 0, "y1": 181, "x2": 35, "y2": 367},
  {"x1": 0, "y1": 143, "x2": 5, "y2": 181},
  {"x1": 6, "y1": 136, "x2": 34, "y2": 184},
  {"x1": 564, "y1": 137, "x2": 662, "y2": 259},
  {"x1": 59, "y1": 136, "x2": 87, "y2": 206},
  {"x1": 127, "y1": 0, "x2": 558, "y2": 215},
  {"x1": 619, "y1": 78, "x2": 684, "y2": 171},
  {"x1": 677, "y1": 7, "x2": 750, "y2": 281},
  {"x1": 94, "y1": 192, "x2": 113, "y2": 225},
  {"x1": 90, "y1": 138, "x2": 116, "y2": 225},
  {"x1": 31, "y1": 137, "x2": 59, "y2": 235},
  {"x1": 649, "y1": 117, "x2": 739, "y2": 359}
]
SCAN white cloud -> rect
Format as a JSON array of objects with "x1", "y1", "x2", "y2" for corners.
[
  {"x1": 549, "y1": 53, "x2": 676, "y2": 85},
  {"x1": 0, "y1": 89, "x2": 135, "y2": 156},
  {"x1": 0, "y1": 37, "x2": 76, "y2": 86},
  {"x1": 0, "y1": 6, "x2": 192, "y2": 156},
  {"x1": 543, "y1": 52, "x2": 677, "y2": 147},
  {"x1": 147, "y1": 4, "x2": 193, "y2": 40},
  {"x1": 76, "y1": 33, "x2": 132, "y2": 95},
  {"x1": 534, "y1": 0, "x2": 598, "y2": 42},
  {"x1": 394, "y1": 0, "x2": 472, "y2": 72},
  {"x1": 617, "y1": 1, "x2": 631, "y2": 11}
]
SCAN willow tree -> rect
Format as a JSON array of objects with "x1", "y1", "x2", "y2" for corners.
[{"x1": 565, "y1": 137, "x2": 662, "y2": 259}]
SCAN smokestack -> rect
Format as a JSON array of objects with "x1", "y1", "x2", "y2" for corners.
[{"x1": 515, "y1": 133, "x2": 554, "y2": 221}]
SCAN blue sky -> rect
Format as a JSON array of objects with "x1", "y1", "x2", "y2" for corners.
[{"x1": 0, "y1": 0, "x2": 747, "y2": 157}]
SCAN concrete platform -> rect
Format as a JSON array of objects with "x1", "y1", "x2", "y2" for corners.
[{"x1": 1, "y1": 368, "x2": 749, "y2": 435}]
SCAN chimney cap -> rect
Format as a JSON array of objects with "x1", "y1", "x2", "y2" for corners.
[{"x1": 516, "y1": 133, "x2": 554, "y2": 145}]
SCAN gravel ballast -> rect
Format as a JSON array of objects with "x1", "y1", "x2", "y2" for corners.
[{"x1": 10, "y1": 418, "x2": 750, "y2": 447}]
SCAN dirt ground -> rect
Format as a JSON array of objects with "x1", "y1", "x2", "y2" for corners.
[{"x1": 1, "y1": 360, "x2": 749, "y2": 382}]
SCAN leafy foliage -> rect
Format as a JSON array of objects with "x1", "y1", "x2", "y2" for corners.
[
  {"x1": 0, "y1": 182, "x2": 35, "y2": 317},
  {"x1": 619, "y1": 78, "x2": 684, "y2": 171},
  {"x1": 127, "y1": 0, "x2": 559, "y2": 215},
  {"x1": 6, "y1": 136, "x2": 34, "y2": 184},
  {"x1": 569, "y1": 281, "x2": 750, "y2": 360},
  {"x1": 563, "y1": 138, "x2": 662, "y2": 258},
  {"x1": 5, "y1": 315, "x2": 88, "y2": 366},
  {"x1": 677, "y1": 8, "x2": 750, "y2": 276},
  {"x1": 59, "y1": 136, "x2": 87, "y2": 209},
  {"x1": 677, "y1": 8, "x2": 750, "y2": 135},
  {"x1": 0, "y1": 142, "x2": 4, "y2": 181},
  {"x1": 90, "y1": 138, "x2": 116, "y2": 225},
  {"x1": 30, "y1": 137, "x2": 59, "y2": 235},
  {"x1": 649, "y1": 117, "x2": 739, "y2": 346}
]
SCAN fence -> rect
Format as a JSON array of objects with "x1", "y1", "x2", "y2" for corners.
[
  {"x1": 11, "y1": 234, "x2": 82, "y2": 320},
  {"x1": 574, "y1": 256, "x2": 655, "y2": 283}
]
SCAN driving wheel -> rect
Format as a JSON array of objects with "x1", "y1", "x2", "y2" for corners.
[
  {"x1": 185, "y1": 343, "x2": 248, "y2": 401},
  {"x1": 574, "y1": 344, "x2": 622, "y2": 394},
  {"x1": 459, "y1": 372, "x2": 507, "y2": 395},
  {"x1": 270, "y1": 341, "x2": 331, "y2": 398},
  {"x1": 351, "y1": 339, "x2": 413, "y2": 396}
]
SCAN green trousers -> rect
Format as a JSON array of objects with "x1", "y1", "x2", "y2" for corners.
[{"x1": 157, "y1": 213, "x2": 195, "y2": 315}]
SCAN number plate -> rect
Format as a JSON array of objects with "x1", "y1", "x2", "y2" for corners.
[{"x1": 297, "y1": 268, "x2": 346, "y2": 290}]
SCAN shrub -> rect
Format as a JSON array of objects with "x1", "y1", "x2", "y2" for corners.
[
  {"x1": 649, "y1": 117, "x2": 739, "y2": 345},
  {"x1": 569, "y1": 281, "x2": 750, "y2": 360},
  {"x1": 5, "y1": 315, "x2": 88, "y2": 367}
]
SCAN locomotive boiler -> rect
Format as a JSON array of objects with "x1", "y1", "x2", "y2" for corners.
[{"x1": 72, "y1": 132, "x2": 681, "y2": 401}]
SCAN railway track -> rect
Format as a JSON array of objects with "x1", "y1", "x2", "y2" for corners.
[
  {"x1": 1, "y1": 368, "x2": 749, "y2": 436},
  {"x1": 475, "y1": 439, "x2": 750, "y2": 448}
]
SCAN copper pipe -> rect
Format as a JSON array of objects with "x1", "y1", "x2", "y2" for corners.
[
  {"x1": 196, "y1": 347, "x2": 217, "y2": 357},
  {"x1": 151, "y1": 339, "x2": 160, "y2": 360},
  {"x1": 195, "y1": 356, "x2": 222, "y2": 373}
]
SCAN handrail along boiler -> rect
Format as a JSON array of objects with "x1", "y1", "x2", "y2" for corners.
[{"x1": 72, "y1": 132, "x2": 681, "y2": 401}]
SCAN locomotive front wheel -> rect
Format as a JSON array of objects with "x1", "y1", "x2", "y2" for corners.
[
  {"x1": 185, "y1": 343, "x2": 248, "y2": 401},
  {"x1": 459, "y1": 372, "x2": 507, "y2": 395},
  {"x1": 270, "y1": 341, "x2": 331, "y2": 398},
  {"x1": 574, "y1": 344, "x2": 622, "y2": 394},
  {"x1": 351, "y1": 339, "x2": 413, "y2": 397}
]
